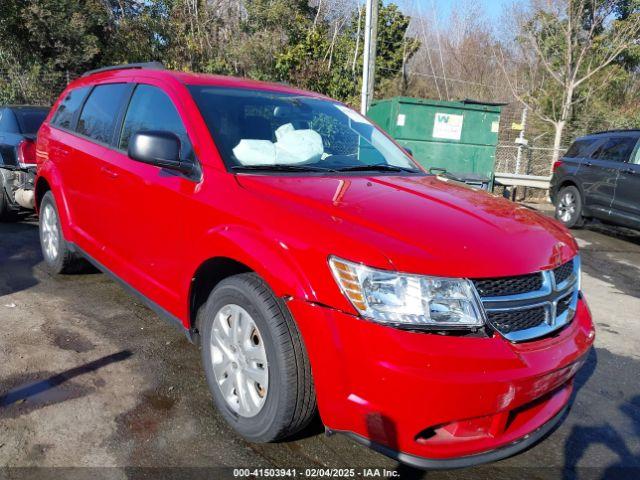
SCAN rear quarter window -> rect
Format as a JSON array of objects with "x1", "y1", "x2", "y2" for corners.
[
  {"x1": 77, "y1": 84, "x2": 130, "y2": 144},
  {"x1": 564, "y1": 139, "x2": 596, "y2": 158},
  {"x1": 51, "y1": 87, "x2": 91, "y2": 130}
]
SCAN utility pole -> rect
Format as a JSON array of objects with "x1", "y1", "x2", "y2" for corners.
[
  {"x1": 515, "y1": 107, "x2": 528, "y2": 174},
  {"x1": 360, "y1": 0, "x2": 378, "y2": 115}
]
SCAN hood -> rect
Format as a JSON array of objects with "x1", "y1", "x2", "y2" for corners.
[{"x1": 236, "y1": 174, "x2": 578, "y2": 278}]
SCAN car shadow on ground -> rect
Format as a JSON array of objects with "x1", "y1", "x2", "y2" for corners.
[
  {"x1": 579, "y1": 223, "x2": 640, "y2": 300},
  {"x1": 585, "y1": 222, "x2": 640, "y2": 248},
  {"x1": 0, "y1": 216, "x2": 100, "y2": 300},
  {"x1": 562, "y1": 398, "x2": 640, "y2": 480},
  {"x1": 0, "y1": 215, "x2": 42, "y2": 299},
  {"x1": 561, "y1": 348, "x2": 640, "y2": 480}
]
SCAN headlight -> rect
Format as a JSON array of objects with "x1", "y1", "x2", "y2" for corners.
[{"x1": 329, "y1": 257, "x2": 485, "y2": 329}]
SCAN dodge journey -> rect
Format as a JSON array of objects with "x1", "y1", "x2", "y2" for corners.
[{"x1": 35, "y1": 63, "x2": 595, "y2": 469}]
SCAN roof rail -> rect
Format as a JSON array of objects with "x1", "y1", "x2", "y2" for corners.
[
  {"x1": 82, "y1": 61, "x2": 165, "y2": 77},
  {"x1": 590, "y1": 128, "x2": 640, "y2": 135}
]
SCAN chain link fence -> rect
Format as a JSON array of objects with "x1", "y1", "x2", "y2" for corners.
[
  {"x1": 495, "y1": 144, "x2": 562, "y2": 177},
  {"x1": 0, "y1": 70, "x2": 76, "y2": 106},
  {"x1": 495, "y1": 103, "x2": 563, "y2": 175},
  {"x1": 494, "y1": 104, "x2": 568, "y2": 201}
]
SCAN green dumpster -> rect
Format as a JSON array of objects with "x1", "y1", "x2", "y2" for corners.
[{"x1": 367, "y1": 97, "x2": 503, "y2": 189}]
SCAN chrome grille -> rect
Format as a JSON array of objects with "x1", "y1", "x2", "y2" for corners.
[{"x1": 474, "y1": 256, "x2": 581, "y2": 342}]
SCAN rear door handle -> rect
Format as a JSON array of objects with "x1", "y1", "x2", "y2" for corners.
[
  {"x1": 584, "y1": 161, "x2": 593, "y2": 167},
  {"x1": 622, "y1": 168, "x2": 635, "y2": 174},
  {"x1": 101, "y1": 166, "x2": 119, "y2": 178}
]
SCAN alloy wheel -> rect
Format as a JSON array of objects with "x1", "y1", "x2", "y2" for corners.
[
  {"x1": 41, "y1": 203, "x2": 60, "y2": 261},
  {"x1": 557, "y1": 191, "x2": 576, "y2": 223}
]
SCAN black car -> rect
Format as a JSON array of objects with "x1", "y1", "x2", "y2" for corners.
[
  {"x1": 0, "y1": 105, "x2": 49, "y2": 220},
  {"x1": 550, "y1": 129, "x2": 640, "y2": 230}
]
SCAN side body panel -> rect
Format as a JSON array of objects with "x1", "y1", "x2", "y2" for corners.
[
  {"x1": 610, "y1": 140, "x2": 640, "y2": 228},
  {"x1": 572, "y1": 139, "x2": 617, "y2": 219}
]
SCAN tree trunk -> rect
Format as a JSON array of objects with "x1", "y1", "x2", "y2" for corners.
[
  {"x1": 551, "y1": 84, "x2": 574, "y2": 168},
  {"x1": 551, "y1": 120, "x2": 565, "y2": 167}
]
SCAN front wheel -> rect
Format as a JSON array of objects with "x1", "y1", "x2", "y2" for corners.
[
  {"x1": 555, "y1": 185, "x2": 585, "y2": 228},
  {"x1": 0, "y1": 185, "x2": 18, "y2": 222},
  {"x1": 199, "y1": 273, "x2": 316, "y2": 442}
]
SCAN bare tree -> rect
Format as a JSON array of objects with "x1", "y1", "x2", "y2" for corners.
[
  {"x1": 405, "y1": 0, "x2": 509, "y2": 102},
  {"x1": 498, "y1": 0, "x2": 640, "y2": 166}
]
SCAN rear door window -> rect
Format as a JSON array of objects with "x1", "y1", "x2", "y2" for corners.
[
  {"x1": 592, "y1": 136, "x2": 639, "y2": 163},
  {"x1": 118, "y1": 84, "x2": 192, "y2": 159},
  {"x1": 77, "y1": 84, "x2": 130, "y2": 145},
  {"x1": 51, "y1": 87, "x2": 91, "y2": 130},
  {"x1": 564, "y1": 139, "x2": 596, "y2": 158}
]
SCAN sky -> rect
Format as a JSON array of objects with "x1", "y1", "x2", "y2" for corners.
[{"x1": 391, "y1": 0, "x2": 513, "y2": 25}]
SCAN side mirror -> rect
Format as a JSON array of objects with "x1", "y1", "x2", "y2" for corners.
[
  {"x1": 404, "y1": 147, "x2": 413, "y2": 157},
  {"x1": 128, "y1": 131, "x2": 192, "y2": 174}
]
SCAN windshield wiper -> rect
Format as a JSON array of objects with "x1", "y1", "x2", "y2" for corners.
[
  {"x1": 335, "y1": 163, "x2": 418, "y2": 173},
  {"x1": 231, "y1": 164, "x2": 337, "y2": 173}
]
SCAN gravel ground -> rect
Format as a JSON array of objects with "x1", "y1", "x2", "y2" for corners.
[{"x1": 0, "y1": 209, "x2": 639, "y2": 480}]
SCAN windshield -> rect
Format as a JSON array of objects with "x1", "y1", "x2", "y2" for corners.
[{"x1": 188, "y1": 86, "x2": 421, "y2": 173}]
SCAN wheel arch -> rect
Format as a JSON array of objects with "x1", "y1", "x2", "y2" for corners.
[
  {"x1": 187, "y1": 227, "x2": 318, "y2": 331},
  {"x1": 189, "y1": 256, "x2": 253, "y2": 332},
  {"x1": 34, "y1": 176, "x2": 51, "y2": 212},
  {"x1": 557, "y1": 179, "x2": 584, "y2": 198},
  {"x1": 34, "y1": 170, "x2": 75, "y2": 241}
]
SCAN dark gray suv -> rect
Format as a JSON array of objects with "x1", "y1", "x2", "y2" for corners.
[{"x1": 550, "y1": 129, "x2": 640, "y2": 229}]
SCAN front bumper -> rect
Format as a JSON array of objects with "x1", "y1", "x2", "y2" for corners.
[{"x1": 288, "y1": 296, "x2": 594, "y2": 467}]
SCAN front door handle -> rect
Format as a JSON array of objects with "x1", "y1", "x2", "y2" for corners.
[
  {"x1": 584, "y1": 161, "x2": 593, "y2": 167},
  {"x1": 622, "y1": 168, "x2": 635, "y2": 174},
  {"x1": 101, "y1": 166, "x2": 119, "y2": 178}
]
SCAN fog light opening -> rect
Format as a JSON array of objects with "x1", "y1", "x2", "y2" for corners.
[{"x1": 414, "y1": 424, "x2": 443, "y2": 444}]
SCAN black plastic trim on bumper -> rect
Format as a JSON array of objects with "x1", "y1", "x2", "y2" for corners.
[{"x1": 333, "y1": 403, "x2": 570, "y2": 470}]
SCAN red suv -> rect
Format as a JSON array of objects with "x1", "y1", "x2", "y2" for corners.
[{"x1": 35, "y1": 63, "x2": 594, "y2": 468}]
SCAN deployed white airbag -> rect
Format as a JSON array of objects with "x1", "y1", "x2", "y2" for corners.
[
  {"x1": 233, "y1": 123, "x2": 325, "y2": 166},
  {"x1": 275, "y1": 128, "x2": 324, "y2": 164},
  {"x1": 233, "y1": 140, "x2": 276, "y2": 165},
  {"x1": 275, "y1": 122, "x2": 295, "y2": 141}
]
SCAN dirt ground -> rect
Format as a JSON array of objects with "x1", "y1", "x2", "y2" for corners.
[{"x1": 1, "y1": 209, "x2": 639, "y2": 480}]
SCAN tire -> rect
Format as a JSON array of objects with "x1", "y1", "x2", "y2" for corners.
[
  {"x1": 199, "y1": 272, "x2": 316, "y2": 442},
  {"x1": 39, "y1": 191, "x2": 85, "y2": 274},
  {"x1": 555, "y1": 185, "x2": 585, "y2": 228},
  {"x1": 0, "y1": 183, "x2": 18, "y2": 222}
]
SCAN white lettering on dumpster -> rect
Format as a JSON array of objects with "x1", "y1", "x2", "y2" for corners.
[{"x1": 433, "y1": 112, "x2": 463, "y2": 140}]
